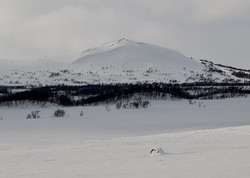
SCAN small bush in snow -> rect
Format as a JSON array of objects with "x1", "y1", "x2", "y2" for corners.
[
  {"x1": 26, "y1": 111, "x2": 41, "y2": 119},
  {"x1": 53, "y1": 109, "x2": 65, "y2": 117},
  {"x1": 80, "y1": 111, "x2": 84, "y2": 117},
  {"x1": 115, "y1": 101, "x2": 122, "y2": 110},
  {"x1": 141, "y1": 101, "x2": 150, "y2": 108},
  {"x1": 105, "y1": 105, "x2": 111, "y2": 111},
  {"x1": 116, "y1": 100, "x2": 150, "y2": 110}
]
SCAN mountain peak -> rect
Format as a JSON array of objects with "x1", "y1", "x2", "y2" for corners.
[
  {"x1": 102, "y1": 38, "x2": 129, "y2": 46},
  {"x1": 100, "y1": 38, "x2": 143, "y2": 47},
  {"x1": 74, "y1": 38, "x2": 204, "y2": 73},
  {"x1": 80, "y1": 38, "x2": 142, "y2": 57}
]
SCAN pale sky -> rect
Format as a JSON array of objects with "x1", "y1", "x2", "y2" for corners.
[{"x1": 0, "y1": 0, "x2": 250, "y2": 68}]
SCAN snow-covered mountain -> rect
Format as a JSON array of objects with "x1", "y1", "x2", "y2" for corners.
[
  {"x1": 0, "y1": 38, "x2": 249, "y2": 86},
  {"x1": 74, "y1": 38, "x2": 201, "y2": 70}
]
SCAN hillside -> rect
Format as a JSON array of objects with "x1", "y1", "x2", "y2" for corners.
[
  {"x1": 74, "y1": 38, "x2": 202, "y2": 70},
  {"x1": 0, "y1": 39, "x2": 250, "y2": 106},
  {"x1": 0, "y1": 38, "x2": 249, "y2": 87}
]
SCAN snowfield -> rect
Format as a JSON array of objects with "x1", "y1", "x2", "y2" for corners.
[
  {"x1": 0, "y1": 97, "x2": 250, "y2": 178},
  {"x1": 0, "y1": 126, "x2": 250, "y2": 178}
]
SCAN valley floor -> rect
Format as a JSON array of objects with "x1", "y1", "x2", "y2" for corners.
[{"x1": 0, "y1": 97, "x2": 250, "y2": 177}]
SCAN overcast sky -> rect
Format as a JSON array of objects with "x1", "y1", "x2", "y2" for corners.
[{"x1": 0, "y1": 0, "x2": 250, "y2": 68}]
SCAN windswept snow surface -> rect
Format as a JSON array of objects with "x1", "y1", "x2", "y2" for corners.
[
  {"x1": 0, "y1": 97, "x2": 250, "y2": 177},
  {"x1": 2, "y1": 126, "x2": 249, "y2": 178}
]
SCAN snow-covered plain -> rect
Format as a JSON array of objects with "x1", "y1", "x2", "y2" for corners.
[{"x1": 1, "y1": 97, "x2": 250, "y2": 177}]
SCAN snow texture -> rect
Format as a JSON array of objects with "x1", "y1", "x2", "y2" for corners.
[{"x1": 0, "y1": 97, "x2": 250, "y2": 177}]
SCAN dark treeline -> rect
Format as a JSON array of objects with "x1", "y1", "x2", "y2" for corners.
[
  {"x1": 0, "y1": 86, "x2": 9, "y2": 94},
  {"x1": 0, "y1": 82, "x2": 250, "y2": 106}
]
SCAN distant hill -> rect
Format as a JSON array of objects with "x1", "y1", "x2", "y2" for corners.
[
  {"x1": 0, "y1": 39, "x2": 250, "y2": 106},
  {"x1": 0, "y1": 38, "x2": 249, "y2": 87}
]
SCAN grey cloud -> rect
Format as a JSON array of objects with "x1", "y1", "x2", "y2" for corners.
[{"x1": 0, "y1": 0, "x2": 250, "y2": 68}]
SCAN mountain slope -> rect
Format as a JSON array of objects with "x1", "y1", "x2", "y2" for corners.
[
  {"x1": 73, "y1": 38, "x2": 203, "y2": 71},
  {"x1": 0, "y1": 38, "x2": 249, "y2": 86}
]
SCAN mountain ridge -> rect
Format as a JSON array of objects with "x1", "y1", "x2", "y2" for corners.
[{"x1": 0, "y1": 39, "x2": 249, "y2": 87}]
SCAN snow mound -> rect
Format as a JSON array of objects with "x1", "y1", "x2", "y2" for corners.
[{"x1": 150, "y1": 147, "x2": 166, "y2": 156}]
